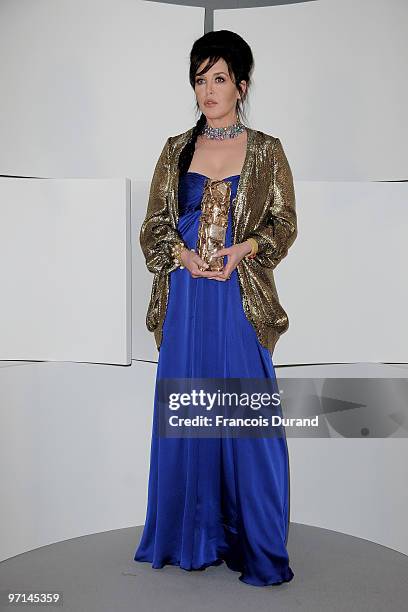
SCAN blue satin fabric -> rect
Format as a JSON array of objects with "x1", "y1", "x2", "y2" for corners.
[{"x1": 134, "y1": 172, "x2": 294, "y2": 586}]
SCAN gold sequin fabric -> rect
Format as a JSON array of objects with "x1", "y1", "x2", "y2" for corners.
[{"x1": 139, "y1": 126, "x2": 297, "y2": 354}]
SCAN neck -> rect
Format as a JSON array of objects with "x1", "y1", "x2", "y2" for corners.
[
  {"x1": 200, "y1": 117, "x2": 245, "y2": 140},
  {"x1": 205, "y1": 112, "x2": 239, "y2": 128}
]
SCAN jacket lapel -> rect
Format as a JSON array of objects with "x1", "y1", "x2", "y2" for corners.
[{"x1": 168, "y1": 126, "x2": 257, "y2": 244}]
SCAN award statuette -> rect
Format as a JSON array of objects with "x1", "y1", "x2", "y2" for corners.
[{"x1": 196, "y1": 178, "x2": 232, "y2": 272}]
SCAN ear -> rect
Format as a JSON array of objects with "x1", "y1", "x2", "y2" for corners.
[{"x1": 239, "y1": 80, "x2": 247, "y2": 97}]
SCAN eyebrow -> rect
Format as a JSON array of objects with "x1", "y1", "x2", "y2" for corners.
[{"x1": 196, "y1": 72, "x2": 227, "y2": 78}]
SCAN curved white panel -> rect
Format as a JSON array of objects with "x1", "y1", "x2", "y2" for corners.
[
  {"x1": 0, "y1": 360, "x2": 407, "y2": 562},
  {"x1": 0, "y1": 1, "x2": 204, "y2": 179},
  {"x1": 218, "y1": 0, "x2": 408, "y2": 180}
]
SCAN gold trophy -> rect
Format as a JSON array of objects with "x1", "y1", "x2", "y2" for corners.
[{"x1": 196, "y1": 179, "x2": 232, "y2": 272}]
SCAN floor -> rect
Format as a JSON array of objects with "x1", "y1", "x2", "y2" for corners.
[{"x1": 1, "y1": 523, "x2": 407, "y2": 611}]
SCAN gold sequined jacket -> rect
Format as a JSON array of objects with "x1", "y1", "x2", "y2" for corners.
[{"x1": 139, "y1": 126, "x2": 297, "y2": 354}]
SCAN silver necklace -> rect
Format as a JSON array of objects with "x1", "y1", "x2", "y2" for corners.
[{"x1": 200, "y1": 116, "x2": 246, "y2": 140}]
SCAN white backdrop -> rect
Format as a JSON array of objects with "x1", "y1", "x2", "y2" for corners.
[{"x1": 0, "y1": 0, "x2": 407, "y2": 565}]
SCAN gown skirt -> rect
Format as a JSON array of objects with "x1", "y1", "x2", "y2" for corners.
[{"x1": 134, "y1": 171, "x2": 294, "y2": 586}]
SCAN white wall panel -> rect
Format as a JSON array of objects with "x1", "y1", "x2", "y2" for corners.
[
  {"x1": 0, "y1": 359, "x2": 157, "y2": 561},
  {"x1": 217, "y1": 0, "x2": 407, "y2": 180},
  {"x1": 0, "y1": 177, "x2": 131, "y2": 364},
  {"x1": 0, "y1": 0, "x2": 204, "y2": 179},
  {"x1": 271, "y1": 180, "x2": 408, "y2": 364}
]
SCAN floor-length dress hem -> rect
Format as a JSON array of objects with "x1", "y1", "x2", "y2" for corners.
[{"x1": 134, "y1": 553, "x2": 294, "y2": 587}]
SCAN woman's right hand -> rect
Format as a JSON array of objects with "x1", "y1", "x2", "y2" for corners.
[{"x1": 180, "y1": 247, "x2": 225, "y2": 280}]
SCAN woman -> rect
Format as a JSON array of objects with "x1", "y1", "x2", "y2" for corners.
[{"x1": 134, "y1": 30, "x2": 297, "y2": 587}]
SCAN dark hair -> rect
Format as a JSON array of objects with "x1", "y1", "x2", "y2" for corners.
[{"x1": 178, "y1": 30, "x2": 254, "y2": 176}]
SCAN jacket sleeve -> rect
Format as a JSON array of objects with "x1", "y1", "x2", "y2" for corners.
[
  {"x1": 246, "y1": 137, "x2": 297, "y2": 269},
  {"x1": 139, "y1": 137, "x2": 185, "y2": 274}
]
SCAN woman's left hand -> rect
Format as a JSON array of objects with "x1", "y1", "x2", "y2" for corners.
[{"x1": 210, "y1": 241, "x2": 252, "y2": 282}]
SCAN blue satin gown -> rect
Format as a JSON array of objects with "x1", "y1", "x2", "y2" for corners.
[{"x1": 134, "y1": 171, "x2": 294, "y2": 586}]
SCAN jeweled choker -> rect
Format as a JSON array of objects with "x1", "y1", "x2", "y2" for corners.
[{"x1": 200, "y1": 119, "x2": 246, "y2": 140}]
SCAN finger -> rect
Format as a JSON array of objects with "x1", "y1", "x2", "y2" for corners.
[
  {"x1": 192, "y1": 269, "x2": 224, "y2": 277},
  {"x1": 190, "y1": 260, "x2": 209, "y2": 272},
  {"x1": 190, "y1": 265, "x2": 208, "y2": 275},
  {"x1": 195, "y1": 260, "x2": 210, "y2": 269},
  {"x1": 188, "y1": 249, "x2": 209, "y2": 270},
  {"x1": 213, "y1": 248, "x2": 230, "y2": 257},
  {"x1": 218, "y1": 266, "x2": 233, "y2": 279}
]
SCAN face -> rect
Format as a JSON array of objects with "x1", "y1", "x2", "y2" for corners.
[{"x1": 194, "y1": 57, "x2": 247, "y2": 128}]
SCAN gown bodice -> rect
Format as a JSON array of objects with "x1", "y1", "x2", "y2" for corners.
[
  {"x1": 178, "y1": 172, "x2": 240, "y2": 216},
  {"x1": 177, "y1": 172, "x2": 240, "y2": 251}
]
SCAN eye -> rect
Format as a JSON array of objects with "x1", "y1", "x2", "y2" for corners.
[{"x1": 195, "y1": 76, "x2": 226, "y2": 84}]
